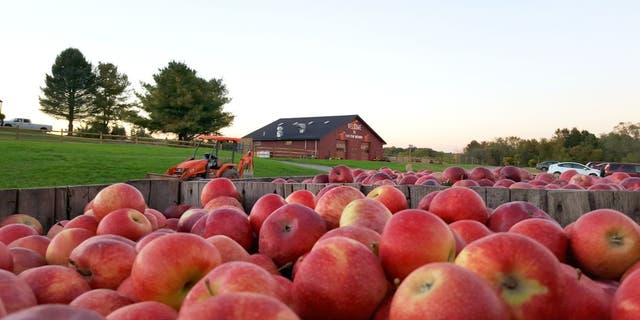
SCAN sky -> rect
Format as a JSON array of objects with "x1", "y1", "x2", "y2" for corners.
[{"x1": 1, "y1": 1, "x2": 639, "y2": 152}]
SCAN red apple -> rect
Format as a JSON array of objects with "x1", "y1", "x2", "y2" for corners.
[
  {"x1": 379, "y1": 209, "x2": 456, "y2": 282},
  {"x1": 416, "y1": 191, "x2": 440, "y2": 211},
  {"x1": 96, "y1": 208, "x2": 153, "y2": 241},
  {"x1": 558, "y1": 263, "x2": 611, "y2": 320},
  {"x1": 559, "y1": 169, "x2": 579, "y2": 181},
  {"x1": 259, "y1": 203, "x2": 326, "y2": 267},
  {"x1": 493, "y1": 178, "x2": 516, "y2": 188},
  {"x1": 509, "y1": 218, "x2": 568, "y2": 263},
  {"x1": 69, "y1": 288, "x2": 134, "y2": 317},
  {"x1": 621, "y1": 177, "x2": 640, "y2": 190},
  {"x1": 487, "y1": 201, "x2": 553, "y2": 232},
  {"x1": 0, "y1": 269, "x2": 37, "y2": 314},
  {"x1": 202, "y1": 207, "x2": 254, "y2": 252},
  {"x1": 0, "y1": 224, "x2": 39, "y2": 245},
  {"x1": 105, "y1": 301, "x2": 178, "y2": 320},
  {"x1": 2, "y1": 304, "x2": 105, "y2": 320},
  {"x1": 45, "y1": 227, "x2": 93, "y2": 265},
  {"x1": 130, "y1": 233, "x2": 221, "y2": 309},
  {"x1": 328, "y1": 164, "x2": 354, "y2": 183},
  {"x1": 317, "y1": 225, "x2": 382, "y2": 256},
  {"x1": 390, "y1": 262, "x2": 508, "y2": 320},
  {"x1": 9, "y1": 247, "x2": 46, "y2": 274},
  {"x1": 449, "y1": 219, "x2": 492, "y2": 245},
  {"x1": 18, "y1": 265, "x2": 91, "y2": 304},
  {"x1": 135, "y1": 229, "x2": 175, "y2": 252},
  {"x1": 315, "y1": 185, "x2": 365, "y2": 229},
  {"x1": 91, "y1": 183, "x2": 147, "y2": 221},
  {"x1": 366, "y1": 184, "x2": 409, "y2": 214},
  {"x1": 498, "y1": 166, "x2": 522, "y2": 182},
  {"x1": 68, "y1": 236, "x2": 138, "y2": 289},
  {"x1": 567, "y1": 208, "x2": 640, "y2": 280},
  {"x1": 177, "y1": 208, "x2": 208, "y2": 232},
  {"x1": 339, "y1": 198, "x2": 391, "y2": 234},
  {"x1": 612, "y1": 268, "x2": 640, "y2": 319},
  {"x1": 0, "y1": 214, "x2": 43, "y2": 235},
  {"x1": 453, "y1": 179, "x2": 480, "y2": 187},
  {"x1": 469, "y1": 166, "x2": 496, "y2": 182},
  {"x1": 428, "y1": 187, "x2": 489, "y2": 224},
  {"x1": 181, "y1": 261, "x2": 282, "y2": 310},
  {"x1": 205, "y1": 235, "x2": 250, "y2": 263},
  {"x1": 0, "y1": 242, "x2": 13, "y2": 272},
  {"x1": 178, "y1": 292, "x2": 299, "y2": 320},
  {"x1": 285, "y1": 189, "x2": 316, "y2": 209},
  {"x1": 144, "y1": 208, "x2": 167, "y2": 229},
  {"x1": 46, "y1": 220, "x2": 68, "y2": 239},
  {"x1": 244, "y1": 253, "x2": 280, "y2": 275},
  {"x1": 455, "y1": 233, "x2": 562, "y2": 320},
  {"x1": 442, "y1": 166, "x2": 469, "y2": 185},
  {"x1": 248, "y1": 193, "x2": 288, "y2": 234},
  {"x1": 311, "y1": 173, "x2": 329, "y2": 183},
  {"x1": 7, "y1": 235, "x2": 50, "y2": 258},
  {"x1": 292, "y1": 236, "x2": 388, "y2": 320},
  {"x1": 203, "y1": 195, "x2": 244, "y2": 211},
  {"x1": 314, "y1": 184, "x2": 340, "y2": 201},
  {"x1": 163, "y1": 203, "x2": 192, "y2": 219},
  {"x1": 64, "y1": 214, "x2": 99, "y2": 235},
  {"x1": 200, "y1": 178, "x2": 240, "y2": 207}
]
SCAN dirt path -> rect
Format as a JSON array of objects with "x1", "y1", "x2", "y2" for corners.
[{"x1": 277, "y1": 161, "x2": 331, "y2": 172}]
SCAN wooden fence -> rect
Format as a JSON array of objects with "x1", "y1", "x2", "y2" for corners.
[{"x1": 1, "y1": 179, "x2": 639, "y2": 231}]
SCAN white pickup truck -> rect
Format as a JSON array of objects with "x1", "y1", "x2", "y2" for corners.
[{"x1": 3, "y1": 118, "x2": 53, "y2": 131}]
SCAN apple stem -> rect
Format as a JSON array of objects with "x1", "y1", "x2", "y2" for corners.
[
  {"x1": 204, "y1": 279, "x2": 215, "y2": 296},
  {"x1": 278, "y1": 261, "x2": 294, "y2": 272},
  {"x1": 576, "y1": 268, "x2": 583, "y2": 281}
]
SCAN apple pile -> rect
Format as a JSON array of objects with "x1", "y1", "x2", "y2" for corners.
[
  {"x1": 2, "y1": 177, "x2": 640, "y2": 319},
  {"x1": 277, "y1": 164, "x2": 640, "y2": 191}
]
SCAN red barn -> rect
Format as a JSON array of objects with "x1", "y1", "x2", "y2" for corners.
[{"x1": 244, "y1": 115, "x2": 386, "y2": 160}]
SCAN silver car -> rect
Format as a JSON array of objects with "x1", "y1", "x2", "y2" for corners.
[{"x1": 547, "y1": 162, "x2": 602, "y2": 176}]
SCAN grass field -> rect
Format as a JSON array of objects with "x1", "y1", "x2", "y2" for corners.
[
  {"x1": 0, "y1": 128, "x2": 478, "y2": 189},
  {"x1": 0, "y1": 138, "x2": 323, "y2": 189}
]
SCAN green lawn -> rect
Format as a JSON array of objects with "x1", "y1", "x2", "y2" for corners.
[
  {"x1": 0, "y1": 128, "x2": 493, "y2": 189},
  {"x1": 0, "y1": 140, "x2": 324, "y2": 189}
]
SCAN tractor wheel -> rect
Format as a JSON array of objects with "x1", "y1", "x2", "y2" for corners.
[{"x1": 221, "y1": 168, "x2": 239, "y2": 179}]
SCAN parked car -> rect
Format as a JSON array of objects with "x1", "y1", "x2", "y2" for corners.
[
  {"x1": 3, "y1": 118, "x2": 52, "y2": 131},
  {"x1": 536, "y1": 161, "x2": 558, "y2": 171},
  {"x1": 547, "y1": 162, "x2": 602, "y2": 176},
  {"x1": 603, "y1": 162, "x2": 640, "y2": 177}
]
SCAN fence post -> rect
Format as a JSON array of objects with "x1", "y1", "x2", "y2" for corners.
[{"x1": 99, "y1": 132, "x2": 103, "y2": 143}]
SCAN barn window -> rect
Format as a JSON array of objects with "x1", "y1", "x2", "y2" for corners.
[
  {"x1": 361, "y1": 142, "x2": 370, "y2": 153},
  {"x1": 284, "y1": 141, "x2": 293, "y2": 145},
  {"x1": 336, "y1": 141, "x2": 346, "y2": 152}
]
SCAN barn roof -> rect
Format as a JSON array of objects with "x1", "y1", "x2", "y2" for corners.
[{"x1": 244, "y1": 114, "x2": 386, "y2": 144}]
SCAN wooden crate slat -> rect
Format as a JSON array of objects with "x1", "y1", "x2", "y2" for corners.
[
  {"x1": 148, "y1": 179, "x2": 180, "y2": 211},
  {"x1": 589, "y1": 190, "x2": 616, "y2": 212},
  {"x1": 547, "y1": 190, "x2": 591, "y2": 226},
  {"x1": 485, "y1": 187, "x2": 510, "y2": 210},
  {"x1": 0, "y1": 189, "x2": 18, "y2": 219},
  {"x1": 16, "y1": 188, "x2": 57, "y2": 232},
  {"x1": 408, "y1": 185, "x2": 448, "y2": 209},
  {"x1": 509, "y1": 189, "x2": 548, "y2": 211},
  {"x1": 180, "y1": 181, "x2": 202, "y2": 207},
  {"x1": 614, "y1": 191, "x2": 640, "y2": 224},
  {"x1": 127, "y1": 180, "x2": 151, "y2": 205}
]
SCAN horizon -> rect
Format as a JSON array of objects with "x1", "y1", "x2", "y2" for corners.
[{"x1": 1, "y1": 1, "x2": 638, "y2": 153}]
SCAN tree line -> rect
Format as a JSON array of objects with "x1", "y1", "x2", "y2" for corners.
[
  {"x1": 384, "y1": 123, "x2": 640, "y2": 167},
  {"x1": 39, "y1": 48, "x2": 233, "y2": 140},
  {"x1": 461, "y1": 123, "x2": 640, "y2": 166}
]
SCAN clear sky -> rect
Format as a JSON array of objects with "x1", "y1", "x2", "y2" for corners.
[{"x1": 1, "y1": 1, "x2": 638, "y2": 152}]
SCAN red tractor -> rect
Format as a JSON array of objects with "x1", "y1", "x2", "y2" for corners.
[{"x1": 163, "y1": 136, "x2": 253, "y2": 180}]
